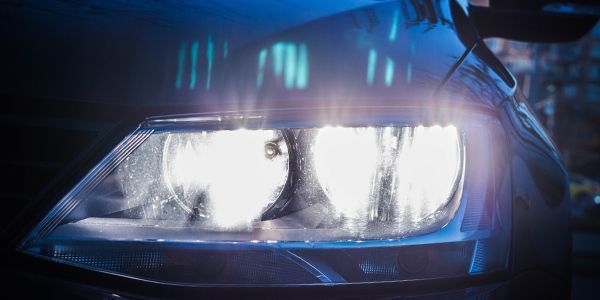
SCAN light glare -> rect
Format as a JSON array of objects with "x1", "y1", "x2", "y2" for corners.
[
  {"x1": 395, "y1": 125, "x2": 461, "y2": 222},
  {"x1": 164, "y1": 129, "x2": 289, "y2": 228},
  {"x1": 313, "y1": 125, "x2": 462, "y2": 231},
  {"x1": 313, "y1": 127, "x2": 379, "y2": 221}
]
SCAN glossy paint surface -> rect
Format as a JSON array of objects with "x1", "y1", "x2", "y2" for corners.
[{"x1": 2, "y1": 0, "x2": 470, "y2": 110}]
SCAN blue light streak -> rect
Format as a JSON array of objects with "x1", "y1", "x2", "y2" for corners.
[
  {"x1": 257, "y1": 48, "x2": 268, "y2": 88},
  {"x1": 272, "y1": 42, "x2": 285, "y2": 78},
  {"x1": 189, "y1": 41, "x2": 200, "y2": 90},
  {"x1": 175, "y1": 42, "x2": 186, "y2": 89},
  {"x1": 284, "y1": 43, "x2": 297, "y2": 89},
  {"x1": 296, "y1": 43, "x2": 309, "y2": 90},
  {"x1": 406, "y1": 62, "x2": 412, "y2": 84},
  {"x1": 389, "y1": 8, "x2": 399, "y2": 41},
  {"x1": 385, "y1": 57, "x2": 394, "y2": 86},
  {"x1": 206, "y1": 36, "x2": 214, "y2": 90},
  {"x1": 367, "y1": 48, "x2": 377, "y2": 86}
]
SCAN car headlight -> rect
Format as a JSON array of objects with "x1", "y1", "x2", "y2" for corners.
[{"x1": 20, "y1": 109, "x2": 510, "y2": 285}]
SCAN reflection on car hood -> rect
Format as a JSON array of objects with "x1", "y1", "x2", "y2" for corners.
[{"x1": 1, "y1": 0, "x2": 473, "y2": 110}]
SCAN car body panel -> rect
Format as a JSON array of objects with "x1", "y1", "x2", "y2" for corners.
[{"x1": 2, "y1": 0, "x2": 472, "y2": 110}]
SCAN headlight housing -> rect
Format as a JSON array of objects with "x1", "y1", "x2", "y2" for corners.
[{"x1": 20, "y1": 108, "x2": 510, "y2": 285}]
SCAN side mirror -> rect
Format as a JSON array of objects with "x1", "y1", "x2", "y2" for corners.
[{"x1": 469, "y1": 0, "x2": 599, "y2": 42}]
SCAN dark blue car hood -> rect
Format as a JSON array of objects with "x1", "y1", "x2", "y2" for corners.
[{"x1": 1, "y1": 0, "x2": 488, "y2": 111}]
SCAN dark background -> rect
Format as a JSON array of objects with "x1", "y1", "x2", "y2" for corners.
[{"x1": 486, "y1": 23, "x2": 600, "y2": 299}]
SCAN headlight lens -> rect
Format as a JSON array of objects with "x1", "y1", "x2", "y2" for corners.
[{"x1": 20, "y1": 112, "x2": 510, "y2": 286}]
